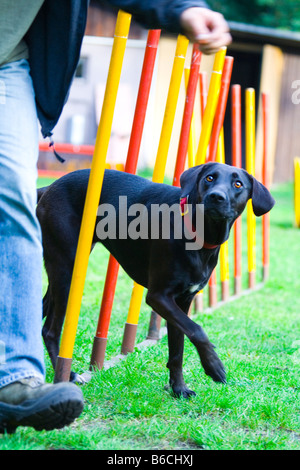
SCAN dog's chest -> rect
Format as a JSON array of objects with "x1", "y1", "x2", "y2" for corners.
[
  {"x1": 188, "y1": 283, "x2": 202, "y2": 294},
  {"x1": 182, "y1": 251, "x2": 218, "y2": 296},
  {"x1": 185, "y1": 274, "x2": 211, "y2": 296}
]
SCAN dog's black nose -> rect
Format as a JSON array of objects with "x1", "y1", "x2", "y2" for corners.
[{"x1": 208, "y1": 191, "x2": 227, "y2": 203}]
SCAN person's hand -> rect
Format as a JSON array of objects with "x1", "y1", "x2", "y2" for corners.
[{"x1": 180, "y1": 7, "x2": 232, "y2": 54}]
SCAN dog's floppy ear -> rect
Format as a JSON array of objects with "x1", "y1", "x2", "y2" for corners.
[
  {"x1": 247, "y1": 173, "x2": 275, "y2": 216},
  {"x1": 180, "y1": 164, "x2": 206, "y2": 197}
]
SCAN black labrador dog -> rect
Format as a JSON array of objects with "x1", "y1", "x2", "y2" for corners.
[{"x1": 36, "y1": 162, "x2": 275, "y2": 397}]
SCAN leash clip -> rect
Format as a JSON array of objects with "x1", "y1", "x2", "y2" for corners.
[{"x1": 180, "y1": 195, "x2": 189, "y2": 216}]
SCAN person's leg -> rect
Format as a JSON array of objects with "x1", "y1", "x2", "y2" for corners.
[
  {"x1": 0, "y1": 59, "x2": 45, "y2": 386},
  {"x1": 0, "y1": 59, "x2": 84, "y2": 433}
]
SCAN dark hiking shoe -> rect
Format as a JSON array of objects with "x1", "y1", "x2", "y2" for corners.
[{"x1": 0, "y1": 377, "x2": 84, "y2": 434}]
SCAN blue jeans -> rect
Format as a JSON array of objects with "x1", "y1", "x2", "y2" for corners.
[{"x1": 0, "y1": 59, "x2": 45, "y2": 388}]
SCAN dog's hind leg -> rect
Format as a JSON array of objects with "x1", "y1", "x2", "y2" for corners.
[
  {"x1": 42, "y1": 286, "x2": 57, "y2": 366},
  {"x1": 42, "y1": 239, "x2": 97, "y2": 383},
  {"x1": 40, "y1": 222, "x2": 81, "y2": 380},
  {"x1": 42, "y1": 266, "x2": 73, "y2": 375}
]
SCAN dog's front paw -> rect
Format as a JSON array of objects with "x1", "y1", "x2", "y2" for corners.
[
  {"x1": 70, "y1": 371, "x2": 91, "y2": 385},
  {"x1": 165, "y1": 382, "x2": 196, "y2": 399},
  {"x1": 199, "y1": 343, "x2": 226, "y2": 384},
  {"x1": 173, "y1": 386, "x2": 196, "y2": 399}
]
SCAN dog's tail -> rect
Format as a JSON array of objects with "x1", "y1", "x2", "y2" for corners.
[{"x1": 37, "y1": 186, "x2": 48, "y2": 203}]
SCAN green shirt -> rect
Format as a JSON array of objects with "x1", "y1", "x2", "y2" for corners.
[{"x1": 0, "y1": 0, "x2": 44, "y2": 66}]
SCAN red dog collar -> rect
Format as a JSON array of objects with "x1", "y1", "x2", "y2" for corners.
[{"x1": 180, "y1": 196, "x2": 219, "y2": 250}]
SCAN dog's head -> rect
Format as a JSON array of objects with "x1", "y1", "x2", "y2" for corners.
[{"x1": 180, "y1": 162, "x2": 275, "y2": 245}]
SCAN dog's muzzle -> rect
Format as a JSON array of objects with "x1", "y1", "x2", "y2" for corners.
[{"x1": 203, "y1": 191, "x2": 234, "y2": 220}]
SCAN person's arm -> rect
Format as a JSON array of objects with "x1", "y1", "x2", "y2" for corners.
[{"x1": 103, "y1": 0, "x2": 231, "y2": 53}]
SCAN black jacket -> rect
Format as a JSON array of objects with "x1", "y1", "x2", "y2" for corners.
[{"x1": 25, "y1": 0, "x2": 207, "y2": 139}]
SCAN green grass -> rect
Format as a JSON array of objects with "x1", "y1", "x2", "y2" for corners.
[{"x1": 1, "y1": 178, "x2": 300, "y2": 450}]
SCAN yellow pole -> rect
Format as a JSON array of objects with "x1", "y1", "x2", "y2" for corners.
[
  {"x1": 195, "y1": 47, "x2": 226, "y2": 165},
  {"x1": 122, "y1": 35, "x2": 189, "y2": 345},
  {"x1": 216, "y1": 129, "x2": 230, "y2": 300},
  {"x1": 245, "y1": 88, "x2": 256, "y2": 289},
  {"x1": 294, "y1": 157, "x2": 300, "y2": 228},
  {"x1": 216, "y1": 127, "x2": 225, "y2": 164},
  {"x1": 152, "y1": 35, "x2": 189, "y2": 182},
  {"x1": 220, "y1": 241, "x2": 229, "y2": 300},
  {"x1": 54, "y1": 11, "x2": 132, "y2": 381},
  {"x1": 126, "y1": 283, "x2": 145, "y2": 324},
  {"x1": 184, "y1": 68, "x2": 196, "y2": 168}
]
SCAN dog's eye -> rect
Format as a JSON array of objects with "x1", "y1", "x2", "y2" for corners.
[
  {"x1": 206, "y1": 175, "x2": 214, "y2": 182},
  {"x1": 234, "y1": 181, "x2": 242, "y2": 188}
]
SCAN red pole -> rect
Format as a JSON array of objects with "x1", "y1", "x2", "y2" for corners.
[
  {"x1": 124, "y1": 30, "x2": 161, "y2": 175},
  {"x1": 231, "y1": 84, "x2": 242, "y2": 295},
  {"x1": 95, "y1": 257, "x2": 119, "y2": 341},
  {"x1": 231, "y1": 85, "x2": 242, "y2": 168},
  {"x1": 173, "y1": 44, "x2": 202, "y2": 186},
  {"x1": 207, "y1": 56, "x2": 234, "y2": 162},
  {"x1": 262, "y1": 92, "x2": 270, "y2": 281},
  {"x1": 90, "y1": 29, "x2": 161, "y2": 370}
]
